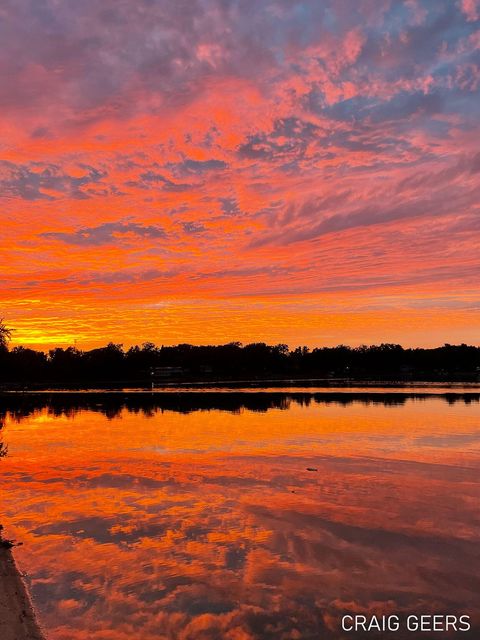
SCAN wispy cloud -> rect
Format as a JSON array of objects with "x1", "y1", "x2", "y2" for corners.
[{"x1": 42, "y1": 222, "x2": 166, "y2": 246}]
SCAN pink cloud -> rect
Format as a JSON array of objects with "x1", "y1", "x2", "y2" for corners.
[{"x1": 460, "y1": 0, "x2": 480, "y2": 21}]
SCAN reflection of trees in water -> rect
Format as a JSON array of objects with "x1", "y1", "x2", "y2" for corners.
[
  {"x1": 0, "y1": 414, "x2": 7, "y2": 458},
  {"x1": 0, "y1": 391, "x2": 478, "y2": 423}
]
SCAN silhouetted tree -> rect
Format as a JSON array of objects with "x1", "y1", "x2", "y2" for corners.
[
  {"x1": 48, "y1": 346, "x2": 84, "y2": 380},
  {"x1": 0, "y1": 319, "x2": 12, "y2": 351},
  {"x1": 83, "y1": 342, "x2": 126, "y2": 380},
  {"x1": 7, "y1": 346, "x2": 48, "y2": 381},
  {"x1": 125, "y1": 342, "x2": 162, "y2": 371}
]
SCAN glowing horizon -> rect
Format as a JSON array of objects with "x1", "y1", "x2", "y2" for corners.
[{"x1": 2, "y1": 1, "x2": 480, "y2": 351}]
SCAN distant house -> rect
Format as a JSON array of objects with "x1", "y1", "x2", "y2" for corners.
[
  {"x1": 150, "y1": 366, "x2": 185, "y2": 379},
  {"x1": 199, "y1": 364, "x2": 213, "y2": 374},
  {"x1": 399, "y1": 365, "x2": 415, "y2": 375}
]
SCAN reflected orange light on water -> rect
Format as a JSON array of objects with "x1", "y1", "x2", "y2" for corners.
[{"x1": 1, "y1": 396, "x2": 480, "y2": 639}]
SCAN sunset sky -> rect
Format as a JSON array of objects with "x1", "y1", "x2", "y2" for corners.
[{"x1": 1, "y1": 0, "x2": 480, "y2": 350}]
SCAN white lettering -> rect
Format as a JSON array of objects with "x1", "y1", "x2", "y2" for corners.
[
  {"x1": 407, "y1": 615, "x2": 419, "y2": 631},
  {"x1": 355, "y1": 615, "x2": 367, "y2": 631},
  {"x1": 341, "y1": 615, "x2": 353, "y2": 631},
  {"x1": 367, "y1": 616, "x2": 381, "y2": 632},
  {"x1": 445, "y1": 615, "x2": 458, "y2": 631},
  {"x1": 459, "y1": 615, "x2": 471, "y2": 632}
]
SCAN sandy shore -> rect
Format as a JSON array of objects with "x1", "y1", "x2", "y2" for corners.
[{"x1": 0, "y1": 544, "x2": 45, "y2": 640}]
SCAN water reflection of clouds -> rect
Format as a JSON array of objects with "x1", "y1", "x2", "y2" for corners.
[
  {"x1": 414, "y1": 432, "x2": 480, "y2": 448},
  {"x1": 1, "y1": 399, "x2": 480, "y2": 639}
]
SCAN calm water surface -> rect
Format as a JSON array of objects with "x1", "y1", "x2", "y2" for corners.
[{"x1": 1, "y1": 391, "x2": 480, "y2": 639}]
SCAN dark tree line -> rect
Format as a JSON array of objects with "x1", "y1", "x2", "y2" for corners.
[{"x1": 0, "y1": 332, "x2": 479, "y2": 385}]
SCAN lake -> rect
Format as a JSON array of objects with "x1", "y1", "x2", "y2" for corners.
[{"x1": 1, "y1": 390, "x2": 479, "y2": 639}]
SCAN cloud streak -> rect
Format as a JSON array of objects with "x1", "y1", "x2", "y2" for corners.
[{"x1": 42, "y1": 221, "x2": 167, "y2": 246}]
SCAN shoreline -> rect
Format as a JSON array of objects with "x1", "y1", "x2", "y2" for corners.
[
  {"x1": 1, "y1": 376, "x2": 480, "y2": 394},
  {"x1": 0, "y1": 542, "x2": 45, "y2": 640}
]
